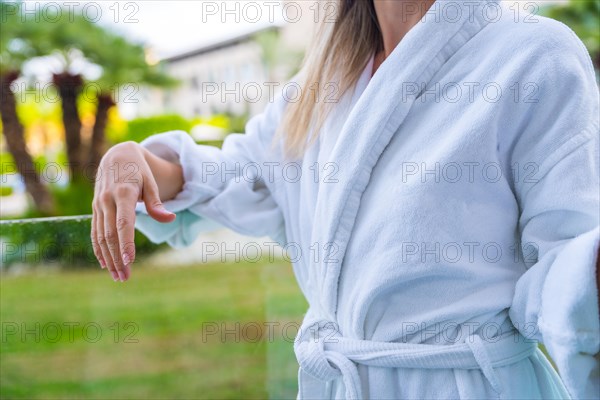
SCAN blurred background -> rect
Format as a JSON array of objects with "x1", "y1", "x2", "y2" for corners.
[{"x1": 0, "y1": 0, "x2": 599, "y2": 399}]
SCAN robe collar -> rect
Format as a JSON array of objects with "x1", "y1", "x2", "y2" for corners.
[{"x1": 308, "y1": 0, "x2": 501, "y2": 321}]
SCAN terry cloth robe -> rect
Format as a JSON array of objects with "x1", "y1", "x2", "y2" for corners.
[{"x1": 135, "y1": 0, "x2": 600, "y2": 398}]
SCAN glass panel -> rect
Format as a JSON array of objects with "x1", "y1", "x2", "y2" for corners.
[{"x1": 1, "y1": 217, "x2": 306, "y2": 399}]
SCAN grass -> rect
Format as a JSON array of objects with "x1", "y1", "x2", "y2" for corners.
[{"x1": 0, "y1": 259, "x2": 307, "y2": 399}]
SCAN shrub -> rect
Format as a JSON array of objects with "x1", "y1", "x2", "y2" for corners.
[
  {"x1": 123, "y1": 115, "x2": 192, "y2": 144},
  {"x1": 0, "y1": 215, "x2": 165, "y2": 269}
]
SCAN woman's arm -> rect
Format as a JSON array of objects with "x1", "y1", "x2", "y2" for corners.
[
  {"x1": 132, "y1": 95, "x2": 289, "y2": 250},
  {"x1": 141, "y1": 145, "x2": 184, "y2": 202},
  {"x1": 506, "y1": 21, "x2": 599, "y2": 398},
  {"x1": 92, "y1": 94, "x2": 288, "y2": 282}
]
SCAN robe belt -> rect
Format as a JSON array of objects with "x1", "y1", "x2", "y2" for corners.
[{"x1": 294, "y1": 319, "x2": 538, "y2": 400}]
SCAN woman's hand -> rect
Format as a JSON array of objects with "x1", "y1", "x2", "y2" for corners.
[{"x1": 91, "y1": 141, "x2": 181, "y2": 282}]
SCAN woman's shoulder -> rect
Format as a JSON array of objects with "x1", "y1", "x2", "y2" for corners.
[
  {"x1": 478, "y1": 9, "x2": 598, "y2": 173},
  {"x1": 479, "y1": 8, "x2": 596, "y2": 78}
]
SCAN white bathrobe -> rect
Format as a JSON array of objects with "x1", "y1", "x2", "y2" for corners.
[{"x1": 135, "y1": 1, "x2": 600, "y2": 398}]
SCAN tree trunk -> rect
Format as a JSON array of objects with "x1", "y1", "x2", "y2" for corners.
[
  {"x1": 88, "y1": 93, "x2": 115, "y2": 178},
  {"x1": 53, "y1": 72, "x2": 84, "y2": 183},
  {"x1": 0, "y1": 71, "x2": 55, "y2": 215}
]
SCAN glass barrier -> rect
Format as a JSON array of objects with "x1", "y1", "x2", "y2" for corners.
[{"x1": 1, "y1": 216, "x2": 306, "y2": 399}]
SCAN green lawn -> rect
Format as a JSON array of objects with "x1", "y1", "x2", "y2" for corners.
[{"x1": 0, "y1": 259, "x2": 307, "y2": 399}]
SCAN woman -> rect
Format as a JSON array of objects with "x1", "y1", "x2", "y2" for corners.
[{"x1": 91, "y1": 0, "x2": 599, "y2": 398}]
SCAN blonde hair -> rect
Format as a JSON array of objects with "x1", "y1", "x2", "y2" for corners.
[{"x1": 277, "y1": 0, "x2": 383, "y2": 159}]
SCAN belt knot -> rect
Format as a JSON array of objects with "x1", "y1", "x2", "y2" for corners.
[{"x1": 294, "y1": 319, "x2": 363, "y2": 399}]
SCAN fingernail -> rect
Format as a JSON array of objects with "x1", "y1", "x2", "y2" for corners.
[
  {"x1": 160, "y1": 206, "x2": 174, "y2": 216},
  {"x1": 110, "y1": 270, "x2": 119, "y2": 281},
  {"x1": 122, "y1": 253, "x2": 131, "y2": 266},
  {"x1": 100, "y1": 260, "x2": 106, "y2": 269},
  {"x1": 117, "y1": 270, "x2": 126, "y2": 282}
]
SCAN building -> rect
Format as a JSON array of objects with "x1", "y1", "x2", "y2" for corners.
[{"x1": 128, "y1": 1, "x2": 315, "y2": 120}]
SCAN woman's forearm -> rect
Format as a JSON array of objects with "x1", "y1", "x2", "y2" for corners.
[{"x1": 141, "y1": 146, "x2": 184, "y2": 202}]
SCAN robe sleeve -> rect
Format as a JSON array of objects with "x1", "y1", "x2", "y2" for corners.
[
  {"x1": 507, "y1": 22, "x2": 600, "y2": 400},
  {"x1": 134, "y1": 96, "x2": 288, "y2": 249}
]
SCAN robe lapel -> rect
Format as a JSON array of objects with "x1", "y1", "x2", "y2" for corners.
[{"x1": 309, "y1": 0, "x2": 501, "y2": 320}]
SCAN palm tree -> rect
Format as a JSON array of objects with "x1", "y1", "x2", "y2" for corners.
[
  {"x1": 84, "y1": 34, "x2": 177, "y2": 173},
  {"x1": 36, "y1": 10, "x2": 177, "y2": 180},
  {"x1": 1, "y1": 2, "x2": 177, "y2": 214},
  {"x1": 0, "y1": 0, "x2": 55, "y2": 214},
  {"x1": 36, "y1": 13, "x2": 107, "y2": 183}
]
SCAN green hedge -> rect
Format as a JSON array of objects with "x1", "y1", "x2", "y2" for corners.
[
  {"x1": 0, "y1": 215, "x2": 164, "y2": 269},
  {"x1": 123, "y1": 115, "x2": 192, "y2": 144}
]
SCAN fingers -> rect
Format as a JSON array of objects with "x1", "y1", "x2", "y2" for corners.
[
  {"x1": 96, "y1": 207, "x2": 120, "y2": 282},
  {"x1": 115, "y1": 185, "x2": 138, "y2": 271},
  {"x1": 142, "y1": 174, "x2": 176, "y2": 223},
  {"x1": 104, "y1": 201, "x2": 130, "y2": 282},
  {"x1": 93, "y1": 187, "x2": 137, "y2": 282},
  {"x1": 91, "y1": 207, "x2": 106, "y2": 268}
]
